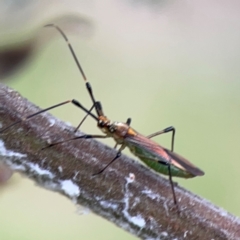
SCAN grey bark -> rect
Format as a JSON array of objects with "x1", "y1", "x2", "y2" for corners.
[{"x1": 0, "y1": 83, "x2": 239, "y2": 240}]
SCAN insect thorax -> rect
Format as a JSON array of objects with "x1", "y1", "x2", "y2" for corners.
[{"x1": 98, "y1": 119, "x2": 129, "y2": 144}]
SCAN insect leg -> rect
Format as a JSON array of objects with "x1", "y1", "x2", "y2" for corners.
[
  {"x1": 129, "y1": 152, "x2": 178, "y2": 207},
  {"x1": 0, "y1": 99, "x2": 98, "y2": 133},
  {"x1": 148, "y1": 126, "x2": 178, "y2": 208},
  {"x1": 93, "y1": 144, "x2": 126, "y2": 176},
  {"x1": 158, "y1": 159, "x2": 178, "y2": 209},
  {"x1": 0, "y1": 100, "x2": 73, "y2": 133},
  {"x1": 42, "y1": 134, "x2": 109, "y2": 150},
  {"x1": 167, "y1": 163, "x2": 178, "y2": 208},
  {"x1": 147, "y1": 126, "x2": 175, "y2": 152},
  {"x1": 74, "y1": 104, "x2": 95, "y2": 132}
]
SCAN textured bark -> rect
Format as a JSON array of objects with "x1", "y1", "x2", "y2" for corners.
[{"x1": 0, "y1": 83, "x2": 239, "y2": 240}]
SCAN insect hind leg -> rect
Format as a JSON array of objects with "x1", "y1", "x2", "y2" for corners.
[
  {"x1": 147, "y1": 126, "x2": 175, "y2": 152},
  {"x1": 158, "y1": 160, "x2": 179, "y2": 211}
]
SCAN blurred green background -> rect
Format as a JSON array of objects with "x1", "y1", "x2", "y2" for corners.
[{"x1": 1, "y1": 0, "x2": 240, "y2": 239}]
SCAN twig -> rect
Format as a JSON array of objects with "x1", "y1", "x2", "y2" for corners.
[{"x1": 0, "y1": 83, "x2": 239, "y2": 240}]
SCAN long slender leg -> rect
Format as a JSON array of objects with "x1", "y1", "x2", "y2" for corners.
[
  {"x1": 167, "y1": 163, "x2": 178, "y2": 207},
  {"x1": 93, "y1": 144, "x2": 126, "y2": 176},
  {"x1": 147, "y1": 127, "x2": 176, "y2": 204},
  {"x1": 130, "y1": 153, "x2": 179, "y2": 208},
  {"x1": 74, "y1": 104, "x2": 95, "y2": 132},
  {"x1": 0, "y1": 99, "x2": 99, "y2": 134},
  {"x1": 74, "y1": 101, "x2": 110, "y2": 133},
  {"x1": 42, "y1": 134, "x2": 108, "y2": 150},
  {"x1": 0, "y1": 100, "x2": 73, "y2": 133},
  {"x1": 147, "y1": 126, "x2": 175, "y2": 152},
  {"x1": 124, "y1": 150, "x2": 179, "y2": 207},
  {"x1": 146, "y1": 125, "x2": 178, "y2": 209},
  {"x1": 158, "y1": 160, "x2": 178, "y2": 209}
]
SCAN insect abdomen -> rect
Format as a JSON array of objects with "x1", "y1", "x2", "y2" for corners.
[{"x1": 129, "y1": 145, "x2": 194, "y2": 178}]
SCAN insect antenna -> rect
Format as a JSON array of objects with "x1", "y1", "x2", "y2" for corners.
[
  {"x1": 44, "y1": 24, "x2": 102, "y2": 117},
  {"x1": 1, "y1": 24, "x2": 103, "y2": 133}
]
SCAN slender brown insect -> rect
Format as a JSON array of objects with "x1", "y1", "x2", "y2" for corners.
[{"x1": 0, "y1": 24, "x2": 204, "y2": 209}]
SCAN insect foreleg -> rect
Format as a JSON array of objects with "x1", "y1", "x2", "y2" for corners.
[
  {"x1": 0, "y1": 100, "x2": 73, "y2": 133},
  {"x1": 74, "y1": 104, "x2": 95, "y2": 132},
  {"x1": 0, "y1": 99, "x2": 99, "y2": 134}
]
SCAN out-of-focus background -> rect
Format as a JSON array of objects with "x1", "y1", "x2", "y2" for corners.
[{"x1": 1, "y1": 0, "x2": 240, "y2": 239}]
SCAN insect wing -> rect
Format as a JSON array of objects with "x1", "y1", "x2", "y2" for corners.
[
  {"x1": 163, "y1": 148, "x2": 204, "y2": 176},
  {"x1": 125, "y1": 132, "x2": 204, "y2": 177}
]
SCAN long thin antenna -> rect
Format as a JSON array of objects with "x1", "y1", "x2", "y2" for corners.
[
  {"x1": 44, "y1": 24, "x2": 101, "y2": 116},
  {"x1": 45, "y1": 24, "x2": 87, "y2": 81}
]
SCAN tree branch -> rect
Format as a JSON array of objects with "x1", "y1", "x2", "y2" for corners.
[{"x1": 0, "y1": 83, "x2": 239, "y2": 239}]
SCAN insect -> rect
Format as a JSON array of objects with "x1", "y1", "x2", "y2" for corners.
[{"x1": 0, "y1": 24, "x2": 204, "y2": 209}]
